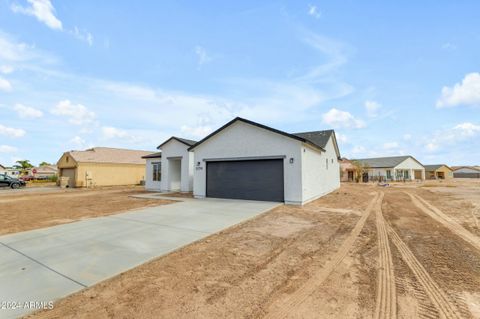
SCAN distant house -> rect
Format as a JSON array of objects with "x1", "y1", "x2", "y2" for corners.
[
  {"x1": 339, "y1": 158, "x2": 357, "y2": 182},
  {"x1": 452, "y1": 166, "x2": 480, "y2": 178},
  {"x1": 57, "y1": 147, "x2": 151, "y2": 188},
  {"x1": 424, "y1": 164, "x2": 453, "y2": 180},
  {"x1": 1, "y1": 166, "x2": 21, "y2": 177},
  {"x1": 28, "y1": 165, "x2": 58, "y2": 179},
  {"x1": 353, "y1": 155, "x2": 425, "y2": 182}
]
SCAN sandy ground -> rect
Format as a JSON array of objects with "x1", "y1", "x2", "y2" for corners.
[
  {"x1": 0, "y1": 187, "x2": 174, "y2": 236},
  {"x1": 26, "y1": 180, "x2": 480, "y2": 319}
]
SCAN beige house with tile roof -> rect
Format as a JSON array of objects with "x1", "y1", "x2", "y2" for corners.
[{"x1": 57, "y1": 147, "x2": 151, "y2": 188}]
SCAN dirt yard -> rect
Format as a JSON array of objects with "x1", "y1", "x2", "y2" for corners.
[
  {"x1": 28, "y1": 180, "x2": 480, "y2": 319},
  {"x1": 0, "y1": 187, "x2": 174, "y2": 235}
]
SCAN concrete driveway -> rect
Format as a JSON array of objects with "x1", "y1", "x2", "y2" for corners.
[{"x1": 0, "y1": 196, "x2": 279, "y2": 318}]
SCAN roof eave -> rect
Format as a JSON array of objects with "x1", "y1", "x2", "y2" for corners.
[{"x1": 157, "y1": 136, "x2": 194, "y2": 149}]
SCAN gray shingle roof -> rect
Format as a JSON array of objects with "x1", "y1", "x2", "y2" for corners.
[
  {"x1": 157, "y1": 136, "x2": 198, "y2": 149},
  {"x1": 175, "y1": 137, "x2": 197, "y2": 146},
  {"x1": 293, "y1": 130, "x2": 334, "y2": 149},
  {"x1": 353, "y1": 156, "x2": 413, "y2": 168},
  {"x1": 142, "y1": 151, "x2": 162, "y2": 159}
]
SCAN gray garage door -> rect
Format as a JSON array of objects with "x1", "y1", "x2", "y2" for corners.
[{"x1": 206, "y1": 159, "x2": 284, "y2": 202}]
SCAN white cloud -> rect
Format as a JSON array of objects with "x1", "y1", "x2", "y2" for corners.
[
  {"x1": 101, "y1": 126, "x2": 149, "y2": 145},
  {"x1": 436, "y1": 73, "x2": 480, "y2": 108},
  {"x1": 0, "y1": 77, "x2": 12, "y2": 92},
  {"x1": 194, "y1": 46, "x2": 212, "y2": 69},
  {"x1": 70, "y1": 27, "x2": 93, "y2": 46},
  {"x1": 180, "y1": 125, "x2": 212, "y2": 138},
  {"x1": 335, "y1": 132, "x2": 348, "y2": 144},
  {"x1": 0, "y1": 65, "x2": 14, "y2": 74},
  {"x1": 0, "y1": 124, "x2": 26, "y2": 138},
  {"x1": 322, "y1": 108, "x2": 365, "y2": 129},
  {"x1": 13, "y1": 103, "x2": 43, "y2": 118},
  {"x1": 308, "y1": 5, "x2": 321, "y2": 18},
  {"x1": 11, "y1": 0, "x2": 63, "y2": 30},
  {"x1": 383, "y1": 141, "x2": 399, "y2": 150},
  {"x1": 423, "y1": 122, "x2": 480, "y2": 153},
  {"x1": 69, "y1": 136, "x2": 86, "y2": 147},
  {"x1": 365, "y1": 100, "x2": 381, "y2": 117},
  {"x1": 0, "y1": 145, "x2": 18, "y2": 153},
  {"x1": 351, "y1": 145, "x2": 366, "y2": 155},
  {"x1": 102, "y1": 126, "x2": 129, "y2": 139},
  {"x1": 51, "y1": 100, "x2": 96, "y2": 125},
  {"x1": 453, "y1": 122, "x2": 480, "y2": 137},
  {"x1": 0, "y1": 33, "x2": 31, "y2": 62},
  {"x1": 299, "y1": 32, "x2": 351, "y2": 81}
]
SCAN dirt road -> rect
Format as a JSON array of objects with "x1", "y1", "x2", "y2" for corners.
[
  {"x1": 27, "y1": 182, "x2": 480, "y2": 318},
  {"x1": 0, "y1": 187, "x2": 173, "y2": 235}
]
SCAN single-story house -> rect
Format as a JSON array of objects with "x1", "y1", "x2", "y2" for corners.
[
  {"x1": 424, "y1": 164, "x2": 453, "y2": 180},
  {"x1": 27, "y1": 165, "x2": 58, "y2": 179},
  {"x1": 452, "y1": 166, "x2": 480, "y2": 178},
  {"x1": 1, "y1": 167, "x2": 21, "y2": 177},
  {"x1": 339, "y1": 158, "x2": 357, "y2": 182},
  {"x1": 353, "y1": 155, "x2": 425, "y2": 182},
  {"x1": 146, "y1": 117, "x2": 341, "y2": 205},
  {"x1": 57, "y1": 147, "x2": 151, "y2": 188}
]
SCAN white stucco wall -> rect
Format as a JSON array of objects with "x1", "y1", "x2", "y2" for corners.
[
  {"x1": 160, "y1": 139, "x2": 194, "y2": 192},
  {"x1": 192, "y1": 121, "x2": 303, "y2": 204},
  {"x1": 144, "y1": 158, "x2": 162, "y2": 191},
  {"x1": 301, "y1": 136, "x2": 340, "y2": 203},
  {"x1": 394, "y1": 157, "x2": 425, "y2": 180}
]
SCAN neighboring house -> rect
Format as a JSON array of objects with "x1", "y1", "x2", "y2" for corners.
[
  {"x1": 0, "y1": 164, "x2": 5, "y2": 174},
  {"x1": 424, "y1": 164, "x2": 453, "y2": 180},
  {"x1": 143, "y1": 137, "x2": 197, "y2": 192},
  {"x1": 339, "y1": 158, "x2": 357, "y2": 182},
  {"x1": 353, "y1": 155, "x2": 425, "y2": 182},
  {"x1": 3, "y1": 167, "x2": 21, "y2": 178},
  {"x1": 57, "y1": 147, "x2": 151, "y2": 188},
  {"x1": 453, "y1": 166, "x2": 480, "y2": 178},
  {"x1": 27, "y1": 165, "x2": 58, "y2": 179}
]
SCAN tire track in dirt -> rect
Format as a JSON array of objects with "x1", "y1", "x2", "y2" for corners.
[
  {"x1": 263, "y1": 192, "x2": 380, "y2": 319},
  {"x1": 407, "y1": 192, "x2": 480, "y2": 252},
  {"x1": 374, "y1": 192, "x2": 397, "y2": 319},
  {"x1": 386, "y1": 222, "x2": 462, "y2": 319}
]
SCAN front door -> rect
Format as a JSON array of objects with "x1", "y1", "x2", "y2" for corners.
[{"x1": 347, "y1": 171, "x2": 354, "y2": 182}]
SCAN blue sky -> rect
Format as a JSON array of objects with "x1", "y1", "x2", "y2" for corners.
[{"x1": 0, "y1": 0, "x2": 479, "y2": 167}]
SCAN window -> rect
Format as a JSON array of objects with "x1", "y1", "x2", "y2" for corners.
[
  {"x1": 0, "y1": 174, "x2": 4, "y2": 181},
  {"x1": 404, "y1": 170, "x2": 409, "y2": 179},
  {"x1": 386, "y1": 170, "x2": 391, "y2": 179},
  {"x1": 152, "y1": 162, "x2": 161, "y2": 181}
]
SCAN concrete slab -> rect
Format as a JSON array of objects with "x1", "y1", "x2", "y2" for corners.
[{"x1": 0, "y1": 198, "x2": 279, "y2": 318}]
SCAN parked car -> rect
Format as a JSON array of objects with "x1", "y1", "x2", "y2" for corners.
[
  {"x1": 0, "y1": 174, "x2": 26, "y2": 189},
  {"x1": 19, "y1": 175, "x2": 34, "y2": 181}
]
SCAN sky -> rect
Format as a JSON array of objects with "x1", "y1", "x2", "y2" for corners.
[{"x1": 0, "y1": 0, "x2": 479, "y2": 167}]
